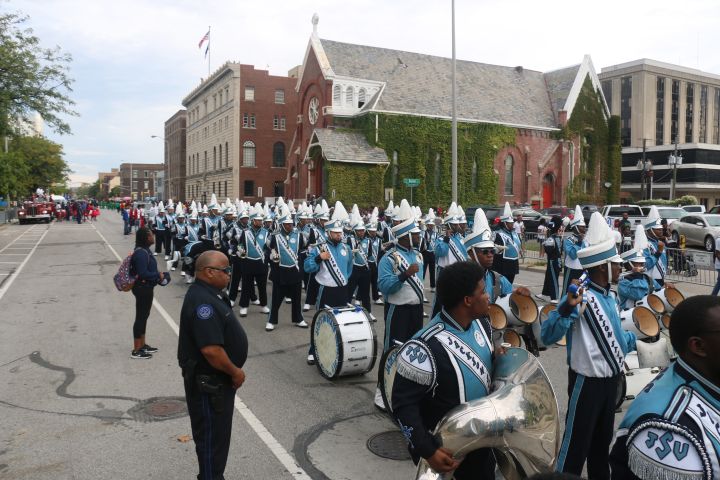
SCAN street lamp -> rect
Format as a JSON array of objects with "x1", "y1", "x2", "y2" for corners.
[{"x1": 668, "y1": 137, "x2": 682, "y2": 201}]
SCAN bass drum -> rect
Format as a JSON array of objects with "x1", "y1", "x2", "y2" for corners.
[
  {"x1": 378, "y1": 345, "x2": 400, "y2": 415},
  {"x1": 311, "y1": 306, "x2": 377, "y2": 380}
]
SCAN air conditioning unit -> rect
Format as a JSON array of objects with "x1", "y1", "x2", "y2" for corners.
[
  {"x1": 296, "y1": 115, "x2": 303, "y2": 124},
  {"x1": 257, "y1": 187, "x2": 263, "y2": 197},
  {"x1": 322, "y1": 106, "x2": 333, "y2": 115}
]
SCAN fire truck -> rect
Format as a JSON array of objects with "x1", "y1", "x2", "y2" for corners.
[{"x1": 17, "y1": 199, "x2": 54, "y2": 224}]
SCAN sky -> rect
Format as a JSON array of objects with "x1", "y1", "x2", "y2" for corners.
[{"x1": 8, "y1": 0, "x2": 720, "y2": 186}]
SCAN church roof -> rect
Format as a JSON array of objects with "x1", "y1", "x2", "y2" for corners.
[
  {"x1": 545, "y1": 64, "x2": 582, "y2": 117},
  {"x1": 320, "y1": 39, "x2": 561, "y2": 129},
  {"x1": 308, "y1": 128, "x2": 389, "y2": 165}
]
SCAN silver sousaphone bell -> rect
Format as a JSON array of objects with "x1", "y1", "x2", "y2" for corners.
[{"x1": 414, "y1": 347, "x2": 560, "y2": 479}]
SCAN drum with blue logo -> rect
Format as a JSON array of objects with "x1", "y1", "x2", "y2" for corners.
[{"x1": 311, "y1": 306, "x2": 377, "y2": 379}]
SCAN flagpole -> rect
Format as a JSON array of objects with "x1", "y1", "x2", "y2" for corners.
[{"x1": 207, "y1": 26, "x2": 211, "y2": 76}]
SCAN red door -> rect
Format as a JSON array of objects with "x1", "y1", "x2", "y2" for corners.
[{"x1": 542, "y1": 174, "x2": 554, "y2": 208}]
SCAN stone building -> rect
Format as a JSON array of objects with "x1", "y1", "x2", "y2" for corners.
[
  {"x1": 163, "y1": 109, "x2": 187, "y2": 202},
  {"x1": 285, "y1": 17, "x2": 619, "y2": 209},
  {"x1": 599, "y1": 59, "x2": 720, "y2": 207},
  {"x1": 119, "y1": 163, "x2": 163, "y2": 201},
  {"x1": 98, "y1": 168, "x2": 120, "y2": 198},
  {"x1": 182, "y1": 63, "x2": 297, "y2": 204}
]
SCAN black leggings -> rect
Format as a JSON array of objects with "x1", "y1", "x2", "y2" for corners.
[{"x1": 132, "y1": 285, "x2": 154, "y2": 339}]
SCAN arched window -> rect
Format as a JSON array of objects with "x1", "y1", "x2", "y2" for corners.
[
  {"x1": 273, "y1": 142, "x2": 285, "y2": 167},
  {"x1": 391, "y1": 151, "x2": 399, "y2": 187},
  {"x1": 471, "y1": 160, "x2": 478, "y2": 190},
  {"x1": 243, "y1": 141, "x2": 256, "y2": 167},
  {"x1": 345, "y1": 86, "x2": 354, "y2": 107},
  {"x1": 358, "y1": 88, "x2": 367, "y2": 108},
  {"x1": 333, "y1": 84, "x2": 342, "y2": 105},
  {"x1": 504, "y1": 154, "x2": 514, "y2": 195},
  {"x1": 434, "y1": 153, "x2": 441, "y2": 189}
]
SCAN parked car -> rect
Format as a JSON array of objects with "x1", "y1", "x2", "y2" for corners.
[
  {"x1": 639, "y1": 206, "x2": 686, "y2": 225},
  {"x1": 682, "y1": 205, "x2": 706, "y2": 214},
  {"x1": 668, "y1": 214, "x2": 720, "y2": 252},
  {"x1": 706, "y1": 205, "x2": 720, "y2": 214},
  {"x1": 580, "y1": 204, "x2": 599, "y2": 224},
  {"x1": 512, "y1": 208, "x2": 548, "y2": 233},
  {"x1": 465, "y1": 205, "x2": 502, "y2": 229},
  {"x1": 540, "y1": 206, "x2": 572, "y2": 218},
  {"x1": 600, "y1": 204, "x2": 645, "y2": 229}
]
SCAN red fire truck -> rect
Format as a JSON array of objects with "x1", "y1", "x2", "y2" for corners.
[{"x1": 17, "y1": 199, "x2": 54, "y2": 224}]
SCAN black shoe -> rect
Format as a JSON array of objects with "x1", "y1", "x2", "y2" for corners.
[
  {"x1": 141, "y1": 344, "x2": 159, "y2": 353},
  {"x1": 130, "y1": 349, "x2": 152, "y2": 359}
]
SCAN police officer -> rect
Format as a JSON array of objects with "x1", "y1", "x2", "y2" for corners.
[
  {"x1": 391, "y1": 261, "x2": 496, "y2": 479},
  {"x1": 610, "y1": 295, "x2": 720, "y2": 478},
  {"x1": 178, "y1": 250, "x2": 247, "y2": 480}
]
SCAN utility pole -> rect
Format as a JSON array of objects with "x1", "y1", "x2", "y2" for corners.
[
  {"x1": 669, "y1": 137, "x2": 682, "y2": 200},
  {"x1": 638, "y1": 139, "x2": 647, "y2": 201},
  {"x1": 450, "y1": 0, "x2": 458, "y2": 203}
]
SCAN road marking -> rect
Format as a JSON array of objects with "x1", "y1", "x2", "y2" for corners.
[
  {"x1": 0, "y1": 262, "x2": 21, "y2": 264},
  {"x1": 90, "y1": 223, "x2": 312, "y2": 479},
  {"x1": 0, "y1": 227, "x2": 50, "y2": 302},
  {"x1": 0, "y1": 253, "x2": 27, "y2": 255}
]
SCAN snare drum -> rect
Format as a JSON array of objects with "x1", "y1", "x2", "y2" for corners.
[
  {"x1": 655, "y1": 287, "x2": 685, "y2": 313},
  {"x1": 495, "y1": 293, "x2": 538, "y2": 326},
  {"x1": 488, "y1": 304, "x2": 508, "y2": 330},
  {"x1": 620, "y1": 306, "x2": 660, "y2": 340},
  {"x1": 635, "y1": 293, "x2": 665, "y2": 314},
  {"x1": 311, "y1": 306, "x2": 377, "y2": 379}
]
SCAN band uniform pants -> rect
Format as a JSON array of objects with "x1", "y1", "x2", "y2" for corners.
[
  {"x1": 305, "y1": 274, "x2": 320, "y2": 306},
  {"x1": 383, "y1": 303, "x2": 424, "y2": 352},
  {"x1": 556, "y1": 369, "x2": 619, "y2": 479},
  {"x1": 347, "y1": 265, "x2": 371, "y2": 312},
  {"x1": 184, "y1": 377, "x2": 236, "y2": 480},
  {"x1": 240, "y1": 261, "x2": 267, "y2": 308},
  {"x1": 164, "y1": 230, "x2": 173, "y2": 256},
  {"x1": 227, "y1": 255, "x2": 243, "y2": 302},
  {"x1": 269, "y1": 282, "x2": 303, "y2": 325},
  {"x1": 154, "y1": 230, "x2": 166, "y2": 254},
  {"x1": 369, "y1": 262, "x2": 380, "y2": 301},
  {"x1": 422, "y1": 252, "x2": 436, "y2": 288}
]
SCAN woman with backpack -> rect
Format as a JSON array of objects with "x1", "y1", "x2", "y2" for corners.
[{"x1": 130, "y1": 227, "x2": 168, "y2": 359}]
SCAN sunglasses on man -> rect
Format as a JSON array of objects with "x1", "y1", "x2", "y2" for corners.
[{"x1": 205, "y1": 266, "x2": 232, "y2": 274}]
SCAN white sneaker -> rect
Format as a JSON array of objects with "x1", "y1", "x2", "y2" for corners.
[
  {"x1": 284, "y1": 297, "x2": 291, "y2": 304},
  {"x1": 374, "y1": 299, "x2": 384, "y2": 305},
  {"x1": 239, "y1": 308, "x2": 248, "y2": 317},
  {"x1": 535, "y1": 293, "x2": 545, "y2": 300},
  {"x1": 186, "y1": 276, "x2": 193, "y2": 284},
  {"x1": 303, "y1": 304, "x2": 311, "y2": 312},
  {"x1": 252, "y1": 299, "x2": 261, "y2": 305},
  {"x1": 229, "y1": 300, "x2": 235, "y2": 307},
  {"x1": 295, "y1": 320, "x2": 309, "y2": 328},
  {"x1": 181, "y1": 271, "x2": 186, "y2": 277},
  {"x1": 423, "y1": 296, "x2": 429, "y2": 303},
  {"x1": 374, "y1": 387, "x2": 387, "y2": 412},
  {"x1": 261, "y1": 306, "x2": 270, "y2": 314},
  {"x1": 307, "y1": 354, "x2": 315, "y2": 365},
  {"x1": 369, "y1": 314, "x2": 377, "y2": 322},
  {"x1": 265, "y1": 322, "x2": 275, "y2": 331},
  {"x1": 237, "y1": 285, "x2": 242, "y2": 291},
  {"x1": 153, "y1": 252, "x2": 158, "y2": 256},
  {"x1": 164, "y1": 255, "x2": 170, "y2": 260},
  {"x1": 550, "y1": 300, "x2": 558, "y2": 305},
  {"x1": 423, "y1": 312, "x2": 429, "y2": 318},
  {"x1": 171, "y1": 267, "x2": 176, "y2": 271}
]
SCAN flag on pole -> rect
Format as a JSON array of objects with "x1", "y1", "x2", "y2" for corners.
[
  {"x1": 198, "y1": 29, "x2": 210, "y2": 49},
  {"x1": 204, "y1": 42, "x2": 209, "y2": 59}
]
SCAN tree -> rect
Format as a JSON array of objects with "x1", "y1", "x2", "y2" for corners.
[
  {"x1": 8, "y1": 135, "x2": 70, "y2": 192},
  {"x1": 0, "y1": 12, "x2": 77, "y2": 137},
  {"x1": 110, "y1": 186, "x2": 121, "y2": 198},
  {"x1": 0, "y1": 150, "x2": 29, "y2": 199}
]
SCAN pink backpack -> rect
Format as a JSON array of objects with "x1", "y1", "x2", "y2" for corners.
[{"x1": 113, "y1": 252, "x2": 137, "y2": 292}]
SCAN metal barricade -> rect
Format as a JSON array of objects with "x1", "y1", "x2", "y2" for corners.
[
  {"x1": 520, "y1": 231, "x2": 542, "y2": 263},
  {"x1": 665, "y1": 247, "x2": 715, "y2": 286}
]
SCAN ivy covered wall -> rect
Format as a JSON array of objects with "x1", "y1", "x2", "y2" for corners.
[
  {"x1": 348, "y1": 114, "x2": 516, "y2": 209},
  {"x1": 561, "y1": 76, "x2": 622, "y2": 205},
  {"x1": 325, "y1": 162, "x2": 387, "y2": 207}
]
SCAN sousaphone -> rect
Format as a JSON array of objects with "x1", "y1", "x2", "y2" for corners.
[{"x1": 414, "y1": 347, "x2": 560, "y2": 479}]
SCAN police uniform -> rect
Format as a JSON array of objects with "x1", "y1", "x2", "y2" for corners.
[
  {"x1": 267, "y1": 222, "x2": 305, "y2": 326},
  {"x1": 391, "y1": 309, "x2": 496, "y2": 478},
  {"x1": 609, "y1": 358, "x2": 720, "y2": 478},
  {"x1": 178, "y1": 279, "x2": 248, "y2": 480}
]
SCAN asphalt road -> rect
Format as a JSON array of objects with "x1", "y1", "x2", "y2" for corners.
[{"x1": 0, "y1": 213, "x2": 709, "y2": 479}]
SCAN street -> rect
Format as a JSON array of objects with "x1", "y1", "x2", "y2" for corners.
[{"x1": 0, "y1": 212, "x2": 712, "y2": 480}]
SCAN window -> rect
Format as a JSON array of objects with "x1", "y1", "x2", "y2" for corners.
[
  {"x1": 225, "y1": 86, "x2": 229, "y2": 102},
  {"x1": 699, "y1": 85, "x2": 708, "y2": 143},
  {"x1": 280, "y1": 116, "x2": 286, "y2": 130},
  {"x1": 213, "y1": 147, "x2": 217, "y2": 170},
  {"x1": 257, "y1": 186, "x2": 263, "y2": 197},
  {"x1": 224, "y1": 181, "x2": 227, "y2": 197},
  {"x1": 333, "y1": 85, "x2": 342, "y2": 105},
  {"x1": 132, "y1": 169, "x2": 138, "y2": 178},
  {"x1": 620, "y1": 76, "x2": 632, "y2": 147},
  {"x1": 204, "y1": 151, "x2": 207, "y2": 172},
  {"x1": 144, "y1": 170, "x2": 149, "y2": 178},
  {"x1": 243, "y1": 141, "x2": 256, "y2": 167},
  {"x1": 245, "y1": 86, "x2": 255, "y2": 101},
  {"x1": 656, "y1": 77, "x2": 665, "y2": 145},
  {"x1": 144, "y1": 181, "x2": 149, "y2": 189},
  {"x1": 243, "y1": 113, "x2": 249, "y2": 128},
  {"x1": 345, "y1": 86, "x2": 354, "y2": 107},
  {"x1": 504, "y1": 155, "x2": 514, "y2": 195},
  {"x1": 714, "y1": 88, "x2": 720, "y2": 144},
  {"x1": 686, "y1": 83, "x2": 694, "y2": 143},
  {"x1": 273, "y1": 180, "x2": 284, "y2": 197},
  {"x1": 225, "y1": 141, "x2": 229, "y2": 166},
  {"x1": 250, "y1": 114, "x2": 256, "y2": 128},
  {"x1": 212, "y1": 182, "x2": 215, "y2": 195},
  {"x1": 601, "y1": 80, "x2": 612, "y2": 111},
  {"x1": 213, "y1": 94, "x2": 216, "y2": 110},
  {"x1": 273, "y1": 115, "x2": 280, "y2": 130},
  {"x1": 358, "y1": 88, "x2": 367, "y2": 108},
  {"x1": 224, "y1": 116, "x2": 228, "y2": 129},
  {"x1": 218, "y1": 144, "x2": 222, "y2": 168},
  {"x1": 132, "y1": 181, "x2": 138, "y2": 190},
  {"x1": 275, "y1": 89, "x2": 285, "y2": 104},
  {"x1": 671, "y1": 80, "x2": 680, "y2": 142},
  {"x1": 268, "y1": 142, "x2": 285, "y2": 167}
]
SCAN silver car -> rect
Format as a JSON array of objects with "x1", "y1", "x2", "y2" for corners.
[{"x1": 669, "y1": 214, "x2": 720, "y2": 252}]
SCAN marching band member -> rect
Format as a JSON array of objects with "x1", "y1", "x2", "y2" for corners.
[
  {"x1": 562, "y1": 205, "x2": 587, "y2": 294},
  {"x1": 235, "y1": 204, "x2": 270, "y2": 317},
  {"x1": 379, "y1": 200, "x2": 394, "y2": 241},
  {"x1": 164, "y1": 201, "x2": 176, "y2": 258},
  {"x1": 541, "y1": 212, "x2": 637, "y2": 478},
  {"x1": 303, "y1": 201, "x2": 330, "y2": 312},
  {"x1": 610, "y1": 295, "x2": 720, "y2": 478},
  {"x1": 226, "y1": 207, "x2": 250, "y2": 306},
  {"x1": 265, "y1": 205, "x2": 307, "y2": 331},
  {"x1": 375, "y1": 199, "x2": 424, "y2": 410},
  {"x1": 218, "y1": 204, "x2": 236, "y2": 256},
  {"x1": 492, "y1": 202, "x2": 522, "y2": 284},
  {"x1": 298, "y1": 204, "x2": 313, "y2": 291},
  {"x1": 380, "y1": 202, "x2": 401, "y2": 258},
  {"x1": 391, "y1": 261, "x2": 496, "y2": 478},
  {"x1": 346, "y1": 212, "x2": 374, "y2": 319},
  {"x1": 182, "y1": 211, "x2": 202, "y2": 284},
  {"x1": 198, "y1": 195, "x2": 221, "y2": 251},
  {"x1": 152, "y1": 201, "x2": 168, "y2": 258},
  {"x1": 422, "y1": 209, "x2": 438, "y2": 294},
  {"x1": 432, "y1": 202, "x2": 468, "y2": 318},
  {"x1": 464, "y1": 208, "x2": 532, "y2": 302},
  {"x1": 303, "y1": 201, "x2": 354, "y2": 365},
  {"x1": 169, "y1": 204, "x2": 187, "y2": 273},
  {"x1": 540, "y1": 216, "x2": 564, "y2": 302},
  {"x1": 643, "y1": 206, "x2": 669, "y2": 287},
  {"x1": 365, "y1": 208, "x2": 383, "y2": 306}
]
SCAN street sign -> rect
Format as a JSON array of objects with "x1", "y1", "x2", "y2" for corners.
[{"x1": 403, "y1": 178, "x2": 421, "y2": 187}]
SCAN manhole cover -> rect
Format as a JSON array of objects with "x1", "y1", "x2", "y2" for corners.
[
  {"x1": 367, "y1": 430, "x2": 412, "y2": 460},
  {"x1": 127, "y1": 396, "x2": 188, "y2": 422}
]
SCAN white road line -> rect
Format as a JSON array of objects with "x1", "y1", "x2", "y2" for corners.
[
  {"x1": 0, "y1": 228, "x2": 50, "y2": 302},
  {"x1": 0, "y1": 253, "x2": 27, "y2": 255},
  {"x1": 90, "y1": 223, "x2": 312, "y2": 480}
]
